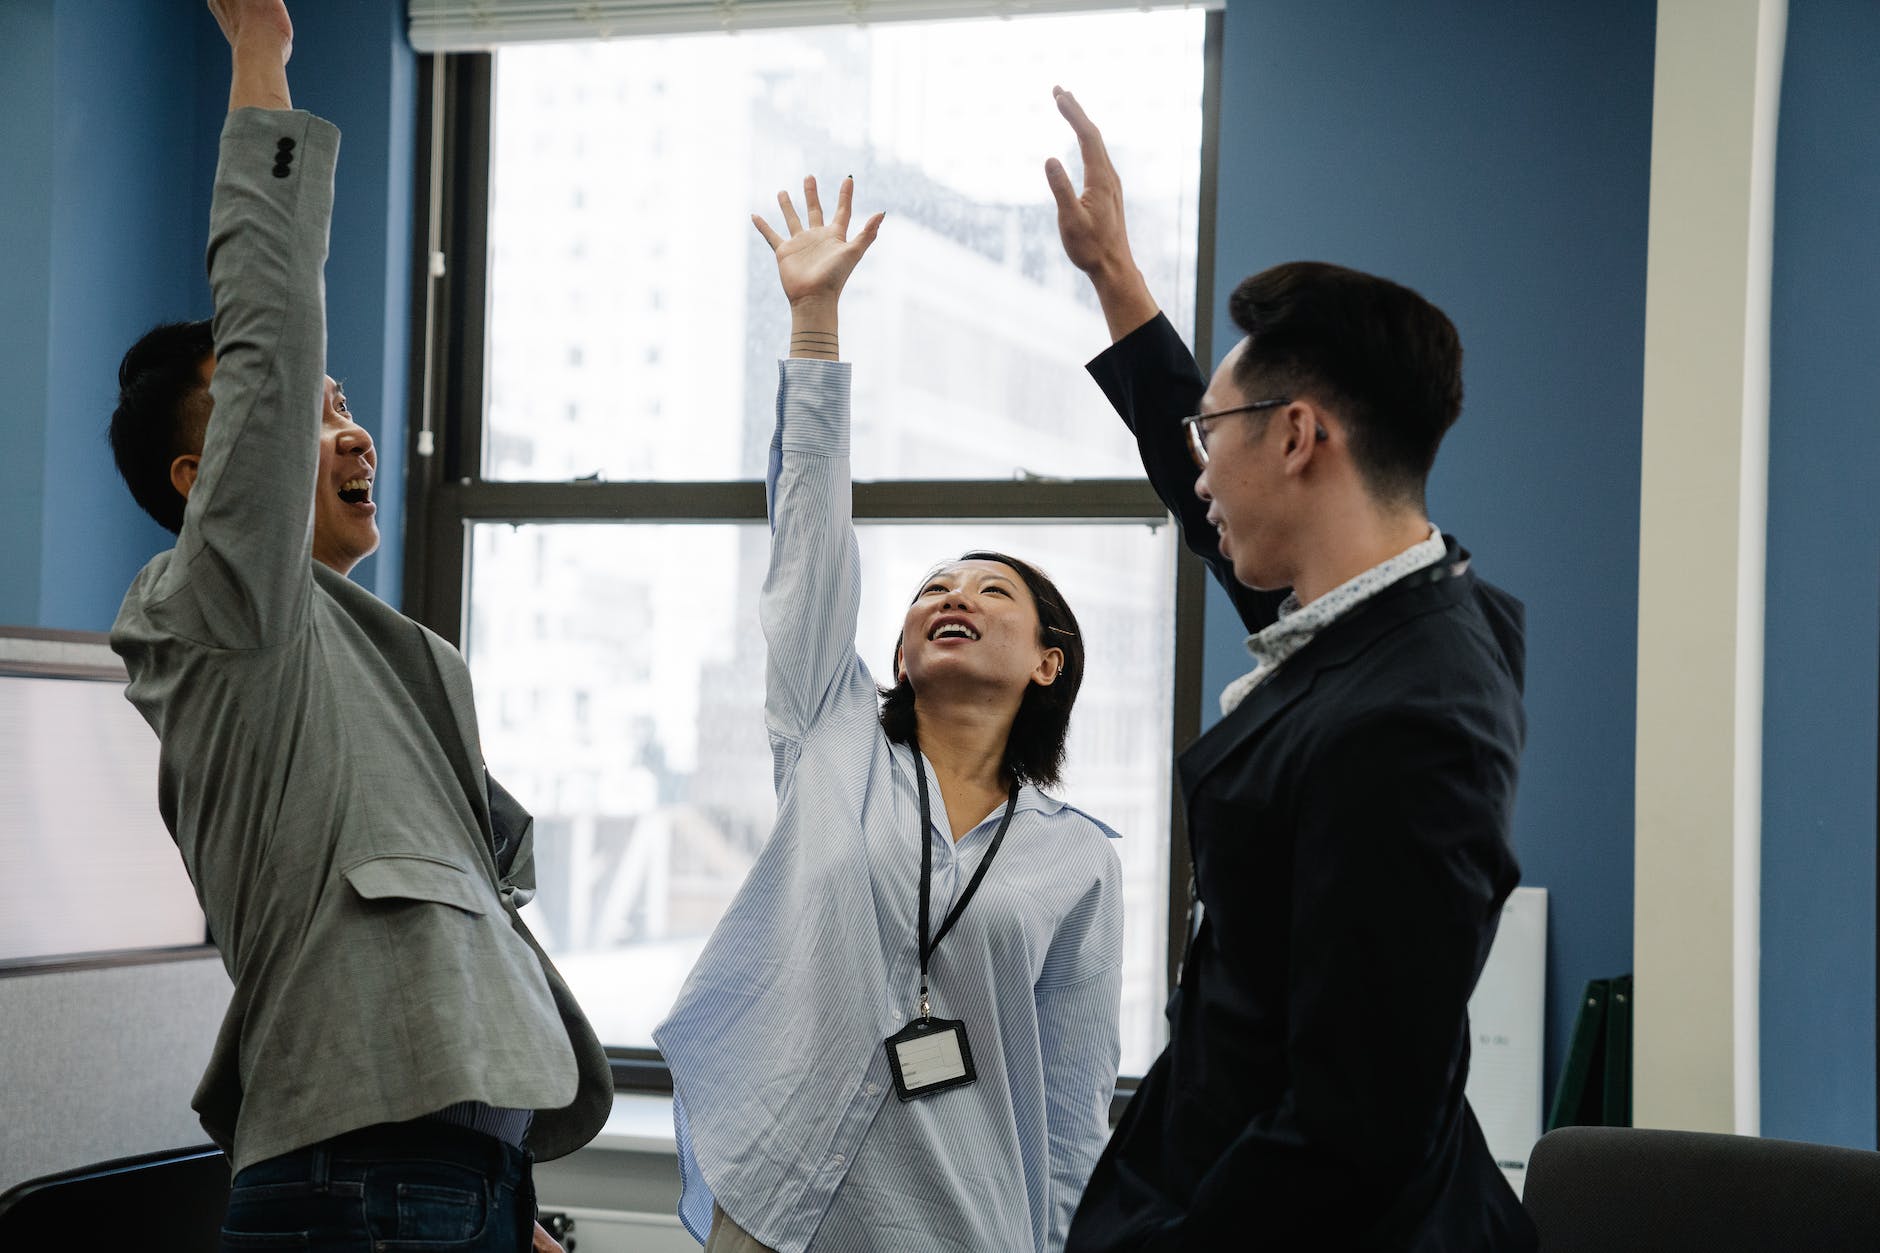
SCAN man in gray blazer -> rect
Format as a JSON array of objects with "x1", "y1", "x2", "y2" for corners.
[{"x1": 106, "y1": 5, "x2": 609, "y2": 1248}]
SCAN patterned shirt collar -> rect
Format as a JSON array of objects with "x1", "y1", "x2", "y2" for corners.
[{"x1": 1219, "y1": 526, "x2": 1449, "y2": 716}]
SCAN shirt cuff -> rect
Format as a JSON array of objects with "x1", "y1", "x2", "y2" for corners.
[{"x1": 776, "y1": 358, "x2": 852, "y2": 457}]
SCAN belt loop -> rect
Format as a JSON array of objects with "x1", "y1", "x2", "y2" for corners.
[{"x1": 311, "y1": 1147, "x2": 331, "y2": 1194}]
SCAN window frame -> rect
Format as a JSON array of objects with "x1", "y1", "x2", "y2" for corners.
[{"x1": 402, "y1": 14, "x2": 1224, "y2": 1100}]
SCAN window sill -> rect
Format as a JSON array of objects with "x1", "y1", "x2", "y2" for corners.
[{"x1": 587, "y1": 1092, "x2": 678, "y2": 1155}]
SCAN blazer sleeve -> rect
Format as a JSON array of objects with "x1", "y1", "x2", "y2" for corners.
[
  {"x1": 1084, "y1": 314, "x2": 1286, "y2": 635},
  {"x1": 145, "y1": 108, "x2": 338, "y2": 649},
  {"x1": 1158, "y1": 708, "x2": 1520, "y2": 1244}
]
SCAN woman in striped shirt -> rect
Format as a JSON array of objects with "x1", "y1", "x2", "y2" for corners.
[{"x1": 653, "y1": 176, "x2": 1125, "y2": 1253}]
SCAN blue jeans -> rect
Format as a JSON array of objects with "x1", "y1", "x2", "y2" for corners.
[{"x1": 218, "y1": 1121, "x2": 535, "y2": 1252}]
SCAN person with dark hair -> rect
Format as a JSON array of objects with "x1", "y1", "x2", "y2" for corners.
[
  {"x1": 654, "y1": 175, "x2": 1124, "y2": 1253},
  {"x1": 109, "y1": 318, "x2": 215, "y2": 535},
  {"x1": 1044, "y1": 89, "x2": 1535, "y2": 1252},
  {"x1": 106, "y1": 5, "x2": 608, "y2": 1250}
]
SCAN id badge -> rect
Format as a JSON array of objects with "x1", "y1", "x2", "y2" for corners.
[{"x1": 884, "y1": 1016, "x2": 977, "y2": 1101}]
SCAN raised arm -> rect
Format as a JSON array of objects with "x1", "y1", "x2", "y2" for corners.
[
  {"x1": 154, "y1": 1, "x2": 334, "y2": 646},
  {"x1": 752, "y1": 179, "x2": 886, "y2": 763},
  {"x1": 210, "y1": 0, "x2": 294, "y2": 112},
  {"x1": 1048, "y1": 90, "x2": 1284, "y2": 634}
]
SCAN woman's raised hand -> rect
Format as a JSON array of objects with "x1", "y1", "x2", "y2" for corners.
[{"x1": 754, "y1": 176, "x2": 885, "y2": 314}]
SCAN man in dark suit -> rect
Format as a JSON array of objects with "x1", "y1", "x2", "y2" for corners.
[{"x1": 1044, "y1": 89, "x2": 1537, "y2": 1252}]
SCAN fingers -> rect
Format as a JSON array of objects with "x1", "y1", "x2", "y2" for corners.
[
  {"x1": 777, "y1": 189, "x2": 803, "y2": 235},
  {"x1": 752, "y1": 214, "x2": 783, "y2": 251},
  {"x1": 854, "y1": 210, "x2": 886, "y2": 252},
  {"x1": 834, "y1": 176, "x2": 854, "y2": 235},
  {"x1": 1052, "y1": 86, "x2": 1114, "y2": 184},
  {"x1": 1043, "y1": 156, "x2": 1078, "y2": 214},
  {"x1": 804, "y1": 176, "x2": 823, "y2": 229}
]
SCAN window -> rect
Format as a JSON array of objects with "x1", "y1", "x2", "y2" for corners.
[{"x1": 408, "y1": 8, "x2": 1220, "y2": 1085}]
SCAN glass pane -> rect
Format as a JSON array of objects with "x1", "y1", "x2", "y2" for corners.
[
  {"x1": 484, "y1": 12, "x2": 1205, "y2": 482},
  {"x1": 467, "y1": 520, "x2": 1174, "y2": 1075}
]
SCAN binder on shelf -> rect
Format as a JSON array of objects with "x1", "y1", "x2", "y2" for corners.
[
  {"x1": 1602, "y1": 974, "x2": 1633, "y2": 1127},
  {"x1": 1546, "y1": 975, "x2": 1632, "y2": 1131}
]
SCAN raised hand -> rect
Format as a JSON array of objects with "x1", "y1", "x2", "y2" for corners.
[
  {"x1": 208, "y1": 0, "x2": 294, "y2": 112},
  {"x1": 1044, "y1": 87, "x2": 1159, "y2": 341},
  {"x1": 208, "y1": 0, "x2": 293, "y2": 57},
  {"x1": 754, "y1": 176, "x2": 885, "y2": 309},
  {"x1": 754, "y1": 175, "x2": 885, "y2": 359}
]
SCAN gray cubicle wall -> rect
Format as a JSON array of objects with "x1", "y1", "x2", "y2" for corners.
[
  {"x1": 0, "y1": 952, "x2": 231, "y2": 1189},
  {"x1": 0, "y1": 628, "x2": 231, "y2": 1188}
]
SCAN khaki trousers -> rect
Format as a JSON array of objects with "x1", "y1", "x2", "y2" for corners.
[{"x1": 705, "y1": 1205, "x2": 780, "y2": 1253}]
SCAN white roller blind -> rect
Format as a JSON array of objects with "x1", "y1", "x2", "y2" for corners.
[{"x1": 409, "y1": 0, "x2": 1218, "y2": 49}]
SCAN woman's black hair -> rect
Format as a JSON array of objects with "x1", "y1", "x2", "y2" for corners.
[{"x1": 878, "y1": 550, "x2": 1085, "y2": 789}]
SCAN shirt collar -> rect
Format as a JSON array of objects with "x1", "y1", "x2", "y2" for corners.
[
  {"x1": 1250, "y1": 524, "x2": 1446, "y2": 655},
  {"x1": 1220, "y1": 525, "x2": 1447, "y2": 716},
  {"x1": 906, "y1": 743, "x2": 1065, "y2": 826}
]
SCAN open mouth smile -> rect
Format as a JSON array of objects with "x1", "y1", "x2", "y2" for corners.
[
  {"x1": 338, "y1": 476, "x2": 373, "y2": 507},
  {"x1": 928, "y1": 621, "x2": 980, "y2": 642}
]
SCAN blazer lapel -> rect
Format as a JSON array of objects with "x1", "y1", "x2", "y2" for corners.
[
  {"x1": 1179, "y1": 549, "x2": 1476, "y2": 805},
  {"x1": 420, "y1": 627, "x2": 495, "y2": 849},
  {"x1": 1181, "y1": 654, "x2": 1320, "y2": 800}
]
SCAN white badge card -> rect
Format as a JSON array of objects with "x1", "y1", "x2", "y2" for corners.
[{"x1": 885, "y1": 1016, "x2": 977, "y2": 1101}]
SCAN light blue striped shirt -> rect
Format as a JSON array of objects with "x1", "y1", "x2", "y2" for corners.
[{"x1": 652, "y1": 359, "x2": 1124, "y2": 1253}]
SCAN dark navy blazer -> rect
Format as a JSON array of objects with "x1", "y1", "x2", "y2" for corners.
[{"x1": 1064, "y1": 315, "x2": 1537, "y2": 1253}]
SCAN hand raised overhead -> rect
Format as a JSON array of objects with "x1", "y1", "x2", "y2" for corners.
[
  {"x1": 208, "y1": 0, "x2": 294, "y2": 59},
  {"x1": 1044, "y1": 87, "x2": 1159, "y2": 341},
  {"x1": 1044, "y1": 87, "x2": 1131, "y2": 279},
  {"x1": 208, "y1": 0, "x2": 294, "y2": 112},
  {"x1": 753, "y1": 175, "x2": 886, "y2": 311}
]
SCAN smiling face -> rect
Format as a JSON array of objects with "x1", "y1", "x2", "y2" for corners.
[
  {"x1": 310, "y1": 376, "x2": 380, "y2": 574},
  {"x1": 171, "y1": 363, "x2": 380, "y2": 575},
  {"x1": 896, "y1": 558, "x2": 1063, "y2": 702}
]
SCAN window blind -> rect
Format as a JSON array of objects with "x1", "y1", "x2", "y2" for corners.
[{"x1": 410, "y1": 0, "x2": 1217, "y2": 49}]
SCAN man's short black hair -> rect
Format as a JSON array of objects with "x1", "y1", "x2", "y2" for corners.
[
  {"x1": 110, "y1": 320, "x2": 215, "y2": 534},
  {"x1": 879, "y1": 550, "x2": 1085, "y2": 790},
  {"x1": 1228, "y1": 261, "x2": 1463, "y2": 507}
]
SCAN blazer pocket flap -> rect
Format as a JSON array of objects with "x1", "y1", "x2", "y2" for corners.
[{"x1": 343, "y1": 855, "x2": 489, "y2": 916}]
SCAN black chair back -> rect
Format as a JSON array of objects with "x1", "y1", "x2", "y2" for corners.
[
  {"x1": 1525, "y1": 1125, "x2": 1880, "y2": 1252},
  {"x1": 0, "y1": 1145, "x2": 229, "y2": 1251}
]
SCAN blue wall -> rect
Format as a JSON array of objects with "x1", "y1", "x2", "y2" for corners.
[
  {"x1": 1, "y1": 0, "x2": 414, "y2": 631},
  {"x1": 0, "y1": 1, "x2": 57, "y2": 627},
  {"x1": 1201, "y1": 0, "x2": 1656, "y2": 1096},
  {"x1": 40, "y1": 7, "x2": 215, "y2": 628},
  {"x1": 1760, "y1": 0, "x2": 1880, "y2": 1149}
]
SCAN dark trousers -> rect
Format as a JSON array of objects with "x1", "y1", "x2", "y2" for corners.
[{"x1": 218, "y1": 1121, "x2": 536, "y2": 1252}]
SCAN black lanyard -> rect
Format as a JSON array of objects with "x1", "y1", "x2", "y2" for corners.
[{"x1": 913, "y1": 740, "x2": 1021, "y2": 1020}]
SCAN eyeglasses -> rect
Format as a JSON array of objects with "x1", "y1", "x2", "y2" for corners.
[{"x1": 1179, "y1": 398, "x2": 1291, "y2": 468}]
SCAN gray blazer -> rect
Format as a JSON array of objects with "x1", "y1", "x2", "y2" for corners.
[{"x1": 111, "y1": 109, "x2": 611, "y2": 1174}]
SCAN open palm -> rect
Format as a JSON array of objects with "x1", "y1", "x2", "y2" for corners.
[{"x1": 754, "y1": 176, "x2": 885, "y2": 307}]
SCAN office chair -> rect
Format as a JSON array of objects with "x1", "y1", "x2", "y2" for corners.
[
  {"x1": 0, "y1": 1144, "x2": 229, "y2": 1250},
  {"x1": 1524, "y1": 1125, "x2": 1880, "y2": 1252}
]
